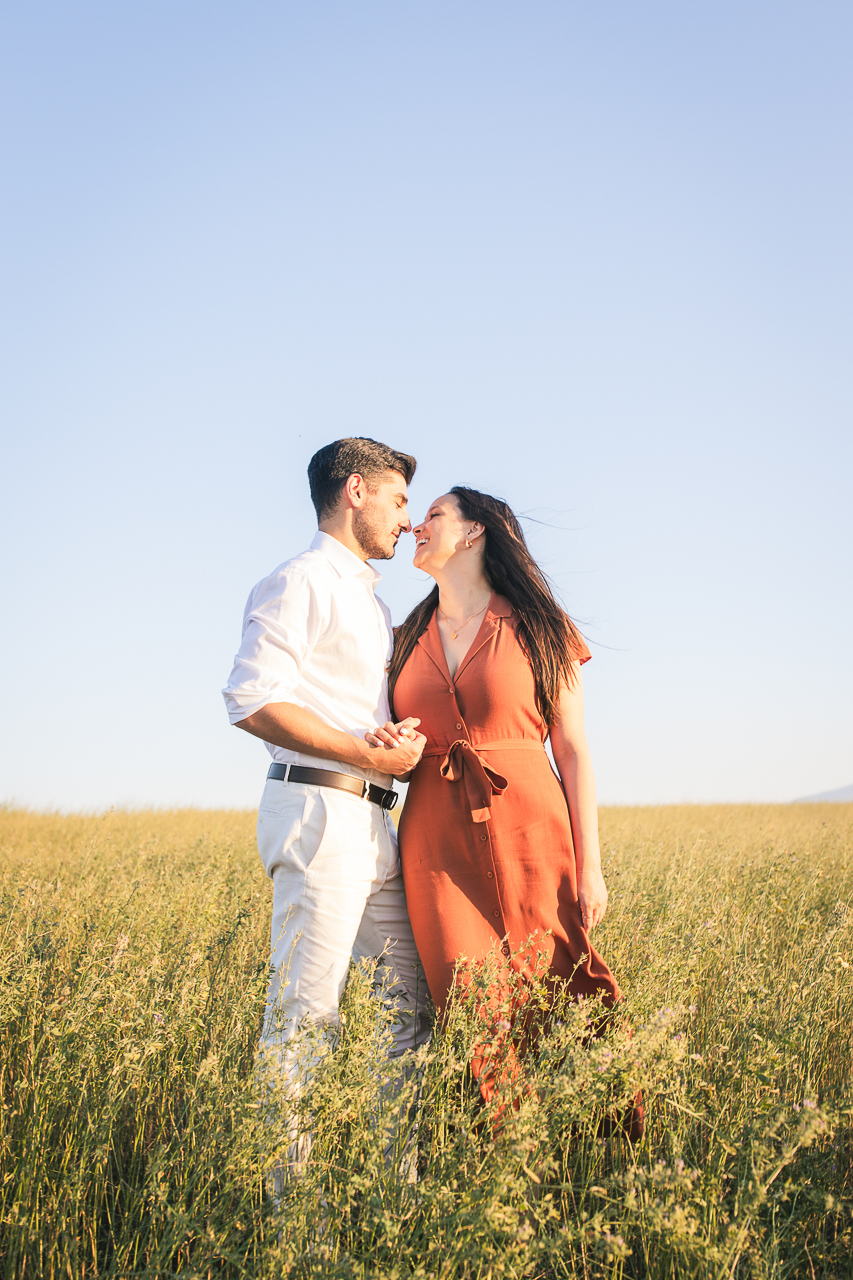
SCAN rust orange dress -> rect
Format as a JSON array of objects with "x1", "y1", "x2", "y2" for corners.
[{"x1": 395, "y1": 593, "x2": 626, "y2": 1107}]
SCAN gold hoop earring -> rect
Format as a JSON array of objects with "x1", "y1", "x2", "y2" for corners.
[{"x1": 465, "y1": 540, "x2": 472, "y2": 549}]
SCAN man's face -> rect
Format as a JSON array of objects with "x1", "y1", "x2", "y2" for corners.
[{"x1": 352, "y1": 470, "x2": 411, "y2": 560}]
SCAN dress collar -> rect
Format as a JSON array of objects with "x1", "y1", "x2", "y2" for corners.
[
  {"x1": 485, "y1": 592, "x2": 513, "y2": 619},
  {"x1": 310, "y1": 530, "x2": 381, "y2": 586},
  {"x1": 417, "y1": 591, "x2": 513, "y2": 683}
]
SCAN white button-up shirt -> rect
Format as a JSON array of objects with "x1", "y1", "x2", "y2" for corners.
[{"x1": 223, "y1": 531, "x2": 394, "y2": 787}]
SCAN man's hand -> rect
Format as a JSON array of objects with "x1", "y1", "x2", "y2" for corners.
[{"x1": 364, "y1": 718, "x2": 425, "y2": 776}]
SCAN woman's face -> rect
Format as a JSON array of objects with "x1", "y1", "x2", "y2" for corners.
[{"x1": 412, "y1": 493, "x2": 471, "y2": 574}]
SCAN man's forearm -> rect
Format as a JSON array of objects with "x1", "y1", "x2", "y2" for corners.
[
  {"x1": 235, "y1": 701, "x2": 426, "y2": 777},
  {"x1": 235, "y1": 702, "x2": 374, "y2": 770}
]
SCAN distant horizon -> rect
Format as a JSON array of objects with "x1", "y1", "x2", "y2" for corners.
[
  {"x1": 794, "y1": 782, "x2": 853, "y2": 804},
  {"x1": 4, "y1": 792, "x2": 852, "y2": 818}
]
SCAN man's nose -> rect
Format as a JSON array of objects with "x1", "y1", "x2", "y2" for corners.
[{"x1": 400, "y1": 516, "x2": 413, "y2": 533}]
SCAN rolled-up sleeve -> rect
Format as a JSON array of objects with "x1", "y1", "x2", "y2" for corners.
[{"x1": 222, "y1": 568, "x2": 326, "y2": 724}]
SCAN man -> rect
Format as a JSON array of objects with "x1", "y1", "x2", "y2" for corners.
[{"x1": 222, "y1": 437, "x2": 429, "y2": 1174}]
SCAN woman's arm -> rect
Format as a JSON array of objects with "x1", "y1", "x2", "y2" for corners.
[{"x1": 548, "y1": 662, "x2": 608, "y2": 930}]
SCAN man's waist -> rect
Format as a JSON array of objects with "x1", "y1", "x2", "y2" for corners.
[
  {"x1": 264, "y1": 745, "x2": 393, "y2": 790},
  {"x1": 266, "y1": 762, "x2": 398, "y2": 811}
]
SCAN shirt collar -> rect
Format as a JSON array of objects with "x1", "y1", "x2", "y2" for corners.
[{"x1": 310, "y1": 530, "x2": 382, "y2": 586}]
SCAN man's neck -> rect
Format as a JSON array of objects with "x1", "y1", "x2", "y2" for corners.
[{"x1": 318, "y1": 518, "x2": 369, "y2": 563}]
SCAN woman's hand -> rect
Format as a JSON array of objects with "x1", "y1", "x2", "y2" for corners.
[
  {"x1": 364, "y1": 717, "x2": 421, "y2": 748},
  {"x1": 578, "y1": 864, "x2": 608, "y2": 931},
  {"x1": 363, "y1": 717, "x2": 425, "y2": 778}
]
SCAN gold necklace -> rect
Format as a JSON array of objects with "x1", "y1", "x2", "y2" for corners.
[{"x1": 438, "y1": 600, "x2": 489, "y2": 640}]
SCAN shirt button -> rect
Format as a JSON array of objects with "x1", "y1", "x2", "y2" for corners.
[
  {"x1": 493, "y1": 910, "x2": 500, "y2": 918},
  {"x1": 456, "y1": 722, "x2": 463, "y2": 730},
  {"x1": 487, "y1": 870, "x2": 494, "y2": 878},
  {"x1": 480, "y1": 833, "x2": 487, "y2": 842}
]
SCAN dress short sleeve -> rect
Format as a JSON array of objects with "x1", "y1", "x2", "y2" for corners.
[{"x1": 573, "y1": 632, "x2": 592, "y2": 665}]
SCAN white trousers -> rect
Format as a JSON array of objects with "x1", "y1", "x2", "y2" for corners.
[{"x1": 255, "y1": 776, "x2": 430, "y2": 1085}]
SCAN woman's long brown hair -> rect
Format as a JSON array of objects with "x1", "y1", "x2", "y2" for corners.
[{"x1": 388, "y1": 486, "x2": 588, "y2": 725}]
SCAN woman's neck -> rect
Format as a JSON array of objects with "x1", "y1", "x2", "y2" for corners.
[{"x1": 433, "y1": 562, "x2": 493, "y2": 622}]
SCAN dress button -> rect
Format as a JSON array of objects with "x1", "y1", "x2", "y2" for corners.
[
  {"x1": 487, "y1": 870, "x2": 494, "y2": 879},
  {"x1": 493, "y1": 910, "x2": 500, "y2": 918},
  {"x1": 448, "y1": 686, "x2": 454, "y2": 694},
  {"x1": 480, "y1": 833, "x2": 487, "y2": 842},
  {"x1": 502, "y1": 944, "x2": 511, "y2": 957},
  {"x1": 456, "y1": 722, "x2": 463, "y2": 730}
]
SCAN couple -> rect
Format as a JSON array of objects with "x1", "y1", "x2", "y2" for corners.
[{"x1": 222, "y1": 436, "x2": 642, "y2": 1163}]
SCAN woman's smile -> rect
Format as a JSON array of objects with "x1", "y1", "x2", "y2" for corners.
[{"x1": 411, "y1": 494, "x2": 469, "y2": 568}]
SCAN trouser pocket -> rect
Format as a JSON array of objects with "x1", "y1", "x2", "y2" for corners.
[{"x1": 257, "y1": 783, "x2": 329, "y2": 877}]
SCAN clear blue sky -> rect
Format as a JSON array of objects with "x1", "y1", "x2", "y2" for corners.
[{"x1": 2, "y1": 1, "x2": 851, "y2": 810}]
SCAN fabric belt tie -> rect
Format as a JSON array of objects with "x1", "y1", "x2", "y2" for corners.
[{"x1": 439, "y1": 739, "x2": 508, "y2": 823}]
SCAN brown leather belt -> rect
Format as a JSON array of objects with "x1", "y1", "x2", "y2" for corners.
[{"x1": 266, "y1": 762, "x2": 398, "y2": 811}]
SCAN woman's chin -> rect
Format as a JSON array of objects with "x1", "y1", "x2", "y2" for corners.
[{"x1": 414, "y1": 556, "x2": 437, "y2": 577}]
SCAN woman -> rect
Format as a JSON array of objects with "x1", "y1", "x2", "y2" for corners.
[{"x1": 369, "y1": 487, "x2": 642, "y2": 1139}]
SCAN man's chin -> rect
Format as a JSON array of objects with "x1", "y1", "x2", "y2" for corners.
[{"x1": 360, "y1": 542, "x2": 396, "y2": 562}]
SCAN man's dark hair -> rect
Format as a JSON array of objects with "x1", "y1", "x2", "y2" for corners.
[{"x1": 307, "y1": 438, "x2": 417, "y2": 521}]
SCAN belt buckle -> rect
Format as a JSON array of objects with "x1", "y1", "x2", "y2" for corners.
[{"x1": 382, "y1": 789, "x2": 398, "y2": 811}]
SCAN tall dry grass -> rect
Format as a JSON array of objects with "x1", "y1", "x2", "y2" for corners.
[{"x1": 1, "y1": 803, "x2": 851, "y2": 1278}]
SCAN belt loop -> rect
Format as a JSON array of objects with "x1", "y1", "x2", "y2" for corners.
[
  {"x1": 284, "y1": 763, "x2": 291, "y2": 784},
  {"x1": 361, "y1": 780, "x2": 369, "y2": 799}
]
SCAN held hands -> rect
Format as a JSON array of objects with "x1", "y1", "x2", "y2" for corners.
[
  {"x1": 364, "y1": 717, "x2": 426, "y2": 777},
  {"x1": 578, "y1": 864, "x2": 609, "y2": 931}
]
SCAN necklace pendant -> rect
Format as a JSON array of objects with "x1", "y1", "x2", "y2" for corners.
[{"x1": 451, "y1": 630, "x2": 458, "y2": 639}]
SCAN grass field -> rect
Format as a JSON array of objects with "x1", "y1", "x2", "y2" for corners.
[{"x1": 1, "y1": 803, "x2": 851, "y2": 1278}]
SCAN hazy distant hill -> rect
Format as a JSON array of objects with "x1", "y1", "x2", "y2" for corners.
[{"x1": 798, "y1": 783, "x2": 853, "y2": 802}]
